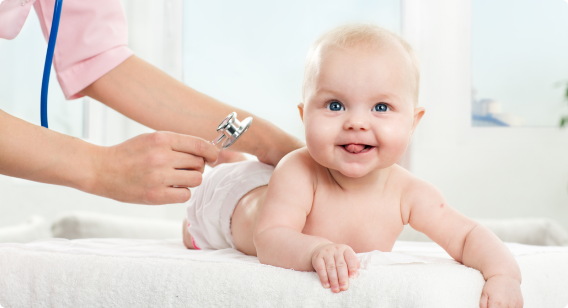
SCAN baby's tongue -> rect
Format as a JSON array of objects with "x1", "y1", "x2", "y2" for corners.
[{"x1": 344, "y1": 144, "x2": 366, "y2": 154}]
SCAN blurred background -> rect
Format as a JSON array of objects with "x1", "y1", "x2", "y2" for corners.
[{"x1": 1, "y1": 0, "x2": 568, "y2": 237}]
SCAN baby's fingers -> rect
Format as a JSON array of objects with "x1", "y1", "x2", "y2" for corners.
[
  {"x1": 479, "y1": 292, "x2": 489, "y2": 308},
  {"x1": 313, "y1": 257, "x2": 330, "y2": 289},
  {"x1": 324, "y1": 254, "x2": 341, "y2": 293},
  {"x1": 334, "y1": 251, "x2": 350, "y2": 291},
  {"x1": 344, "y1": 249, "x2": 359, "y2": 279}
]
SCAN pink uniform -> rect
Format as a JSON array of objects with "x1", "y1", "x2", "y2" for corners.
[{"x1": 0, "y1": 0, "x2": 133, "y2": 99}]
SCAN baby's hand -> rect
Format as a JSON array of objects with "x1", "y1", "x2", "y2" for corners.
[
  {"x1": 480, "y1": 275, "x2": 523, "y2": 308},
  {"x1": 310, "y1": 243, "x2": 360, "y2": 293}
]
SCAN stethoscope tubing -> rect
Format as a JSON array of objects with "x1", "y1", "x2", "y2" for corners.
[{"x1": 40, "y1": 0, "x2": 63, "y2": 129}]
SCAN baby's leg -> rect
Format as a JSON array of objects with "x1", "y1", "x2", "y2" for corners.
[
  {"x1": 231, "y1": 185, "x2": 268, "y2": 256},
  {"x1": 182, "y1": 217, "x2": 196, "y2": 249}
]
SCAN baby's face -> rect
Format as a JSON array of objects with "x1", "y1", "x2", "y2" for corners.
[{"x1": 300, "y1": 44, "x2": 423, "y2": 178}]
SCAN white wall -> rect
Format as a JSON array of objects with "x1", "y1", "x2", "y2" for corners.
[{"x1": 404, "y1": 0, "x2": 568, "y2": 229}]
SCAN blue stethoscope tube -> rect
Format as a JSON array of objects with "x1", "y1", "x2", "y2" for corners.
[{"x1": 40, "y1": 0, "x2": 63, "y2": 128}]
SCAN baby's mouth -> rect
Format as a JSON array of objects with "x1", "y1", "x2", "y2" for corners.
[{"x1": 341, "y1": 144, "x2": 375, "y2": 154}]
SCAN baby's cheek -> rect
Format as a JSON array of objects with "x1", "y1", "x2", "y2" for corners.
[
  {"x1": 305, "y1": 123, "x2": 324, "y2": 148},
  {"x1": 305, "y1": 122, "x2": 337, "y2": 166},
  {"x1": 377, "y1": 127, "x2": 411, "y2": 160},
  {"x1": 305, "y1": 114, "x2": 334, "y2": 142},
  {"x1": 306, "y1": 131, "x2": 332, "y2": 160}
]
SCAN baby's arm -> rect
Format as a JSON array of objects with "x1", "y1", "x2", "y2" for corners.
[
  {"x1": 254, "y1": 150, "x2": 359, "y2": 293},
  {"x1": 402, "y1": 179, "x2": 523, "y2": 308}
]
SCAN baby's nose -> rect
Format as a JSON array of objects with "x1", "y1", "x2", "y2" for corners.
[{"x1": 343, "y1": 114, "x2": 371, "y2": 131}]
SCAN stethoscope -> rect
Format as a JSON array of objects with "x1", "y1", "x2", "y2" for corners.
[
  {"x1": 211, "y1": 112, "x2": 253, "y2": 149},
  {"x1": 41, "y1": 0, "x2": 251, "y2": 149}
]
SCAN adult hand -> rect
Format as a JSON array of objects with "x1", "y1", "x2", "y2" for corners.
[{"x1": 89, "y1": 131, "x2": 218, "y2": 205}]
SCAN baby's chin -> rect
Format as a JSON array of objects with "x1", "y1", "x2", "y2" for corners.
[
  {"x1": 316, "y1": 157, "x2": 381, "y2": 178},
  {"x1": 307, "y1": 145, "x2": 394, "y2": 177},
  {"x1": 325, "y1": 156, "x2": 398, "y2": 178},
  {"x1": 333, "y1": 163, "x2": 377, "y2": 178}
]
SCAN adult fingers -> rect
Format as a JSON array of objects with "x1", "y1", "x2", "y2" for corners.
[
  {"x1": 165, "y1": 187, "x2": 192, "y2": 204},
  {"x1": 344, "y1": 248, "x2": 359, "y2": 279},
  {"x1": 171, "y1": 152, "x2": 206, "y2": 172},
  {"x1": 165, "y1": 170, "x2": 203, "y2": 188},
  {"x1": 145, "y1": 187, "x2": 192, "y2": 205},
  {"x1": 170, "y1": 133, "x2": 219, "y2": 164},
  {"x1": 312, "y1": 257, "x2": 330, "y2": 289},
  {"x1": 208, "y1": 150, "x2": 247, "y2": 167},
  {"x1": 334, "y1": 251, "x2": 349, "y2": 291},
  {"x1": 324, "y1": 254, "x2": 340, "y2": 293}
]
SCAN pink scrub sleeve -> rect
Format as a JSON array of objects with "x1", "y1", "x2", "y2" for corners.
[
  {"x1": 33, "y1": 0, "x2": 134, "y2": 99},
  {"x1": 0, "y1": 0, "x2": 134, "y2": 99},
  {"x1": 0, "y1": 0, "x2": 34, "y2": 40}
]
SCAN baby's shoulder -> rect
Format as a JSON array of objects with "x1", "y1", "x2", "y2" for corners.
[
  {"x1": 272, "y1": 147, "x2": 319, "y2": 182},
  {"x1": 265, "y1": 148, "x2": 319, "y2": 209},
  {"x1": 392, "y1": 165, "x2": 446, "y2": 223},
  {"x1": 276, "y1": 147, "x2": 319, "y2": 172},
  {"x1": 389, "y1": 164, "x2": 438, "y2": 195}
]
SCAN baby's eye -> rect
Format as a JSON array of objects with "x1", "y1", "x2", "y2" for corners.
[
  {"x1": 327, "y1": 101, "x2": 344, "y2": 112},
  {"x1": 374, "y1": 103, "x2": 389, "y2": 112}
]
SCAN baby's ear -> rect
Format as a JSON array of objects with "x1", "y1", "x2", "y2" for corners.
[
  {"x1": 298, "y1": 103, "x2": 305, "y2": 122},
  {"x1": 411, "y1": 107, "x2": 425, "y2": 135}
]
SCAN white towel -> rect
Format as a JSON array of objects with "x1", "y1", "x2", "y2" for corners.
[{"x1": 1, "y1": 239, "x2": 567, "y2": 307}]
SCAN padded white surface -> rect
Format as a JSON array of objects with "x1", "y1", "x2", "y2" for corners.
[
  {"x1": 0, "y1": 239, "x2": 567, "y2": 307},
  {"x1": 51, "y1": 212, "x2": 181, "y2": 240},
  {"x1": 0, "y1": 216, "x2": 50, "y2": 243}
]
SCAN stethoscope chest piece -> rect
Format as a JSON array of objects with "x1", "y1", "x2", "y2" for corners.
[{"x1": 211, "y1": 112, "x2": 253, "y2": 149}]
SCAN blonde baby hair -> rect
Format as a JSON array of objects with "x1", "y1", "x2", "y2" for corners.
[{"x1": 302, "y1": 24, "x2": 420, "y2": 106}]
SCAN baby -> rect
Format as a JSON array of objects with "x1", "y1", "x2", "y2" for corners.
[{"x1": 183, "y1": 24, "x2": 523, "y2": 307}]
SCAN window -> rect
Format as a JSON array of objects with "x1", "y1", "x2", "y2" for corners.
[
  {"x1": 183, "y1": 0, "x2": 401, "y2": 139},
  {"x1": 472, "y1": 0, "x2": 568, "y2": 127},
  {"x1": 0, "y1": 12, "x2": 84, "y2": 137}
]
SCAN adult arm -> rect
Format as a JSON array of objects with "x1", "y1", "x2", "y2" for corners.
[
  {"x1": 30, "y1": 0, "x2": 301, "y2": 165},
  {"x1": 80, "y1": 55, "x2": 303, "y2": 166},
  {"x1": 0, "y1": 109, "x2": 218, "y2": 205}
]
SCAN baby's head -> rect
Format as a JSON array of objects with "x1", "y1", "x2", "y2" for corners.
[{"x1": 299, "y1": 24, "x2": 424, "y2": 178}]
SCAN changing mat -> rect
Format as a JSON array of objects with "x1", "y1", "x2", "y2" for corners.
[{"x1": 0, "y1": 239, "x2": 567, "y2": 307}]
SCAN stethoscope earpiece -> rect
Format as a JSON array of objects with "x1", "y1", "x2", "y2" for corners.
[{"x1": 211, "y1": 112, "x2": 253, "y2": 149}]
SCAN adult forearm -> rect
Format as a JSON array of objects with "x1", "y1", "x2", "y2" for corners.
[
  {"x1": 254, "y1": 226, "x2": 331, "y2": 271},
  {"x1": 0, "y1": 109, "x2": 221, "y2": 204},
  {"x1": 462, "y1": 225, "x2": 522, "y2": 282},
  {"x1": 0, "y1": 109, "x2": 97, "y2": 191},
  {"x1": 80, "y1": 55, "x2": 302, "y2": 165}
]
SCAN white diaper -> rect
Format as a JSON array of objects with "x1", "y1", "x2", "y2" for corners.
[{"x1": 186, "y1": 160, "x2": 274, "y2": 250}]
